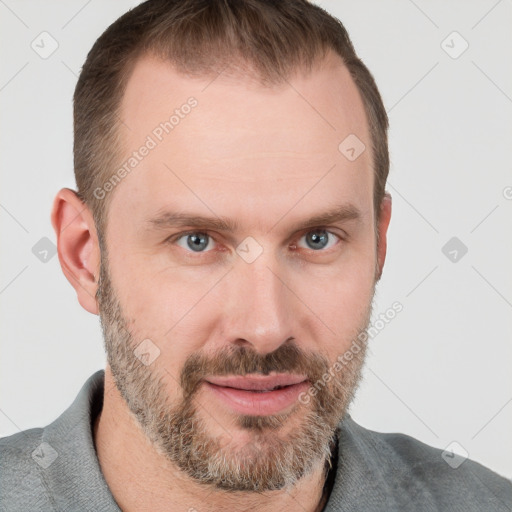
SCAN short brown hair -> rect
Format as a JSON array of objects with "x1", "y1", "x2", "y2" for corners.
[{"x1": 74, "y1": 0, "x2": 389, "y2": 236}]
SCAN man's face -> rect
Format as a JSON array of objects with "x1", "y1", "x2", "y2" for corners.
[{"x1": 97, "y1": 53, "x2": 379, "y2": 491}]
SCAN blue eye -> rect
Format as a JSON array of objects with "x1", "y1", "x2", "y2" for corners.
[
  {"x1": 175, "y1": 232, "x2": 214, "y2": 252},
  {"x1": 170, "y1": 229, "x2": 341, "y2": 255},
  {"x1": 297, "y1": 229, "x2": 340, "y2": 251}
]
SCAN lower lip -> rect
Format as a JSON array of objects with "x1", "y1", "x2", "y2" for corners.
[{"x1": 204, "y1": 381, "x2": 309, "y2": 416}]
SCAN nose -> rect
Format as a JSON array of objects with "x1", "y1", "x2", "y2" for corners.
[{"x1": 222, "y1": 249, "x2": 295, "y2": 355}]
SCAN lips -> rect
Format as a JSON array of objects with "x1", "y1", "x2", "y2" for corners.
[
  {"x1": 205, "y1": 374, "x2": 307, "y2": 391},
  {"x1": 203, "y1": 374, "x2": 309, "y2": 415}
]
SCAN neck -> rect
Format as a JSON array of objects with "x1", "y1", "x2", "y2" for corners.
[{"x1": 93, "y1": 367, "x2": 332, "y2": 512}]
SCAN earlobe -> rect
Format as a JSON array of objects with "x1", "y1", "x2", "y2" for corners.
[
  {"x1": 376, "y1": 192, "x2": 392, "y2": 281},
  {"x1": 51, "y1": 188, "x2": 101, "y2": 315}
]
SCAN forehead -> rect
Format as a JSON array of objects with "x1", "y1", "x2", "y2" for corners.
[{"x1": 109, "y1": 53, "x2": 373, "y2": 233}]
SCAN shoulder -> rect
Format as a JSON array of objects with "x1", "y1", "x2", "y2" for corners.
[
  {"x1": 333, "y1": 416, "x2": 512, "y2": 511},
  {"x1": 0, "y1": 370, "x2": 107, "y2": 511},
  {"x1": 0, "y1": 428, "x2": 57, "y2": 510},
  {"x1": 0, "y1": 426, "x2": 44, "y2": 467}
]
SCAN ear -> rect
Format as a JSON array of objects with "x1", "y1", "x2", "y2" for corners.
[
  {"x1": 375, "y1": 192, "x2": 392, "y2": 282},
  {"x1": 51, "y1": 188, "x2": 101, "y2": 315}
]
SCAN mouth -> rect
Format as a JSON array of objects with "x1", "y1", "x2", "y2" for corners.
[{"x1": 203, "y1": 374, "x2": 309, "y2": 416}]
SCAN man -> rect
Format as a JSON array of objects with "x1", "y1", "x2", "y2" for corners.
[{"x1": 1, "y1": 0, "x2": 510, "y2": 510}]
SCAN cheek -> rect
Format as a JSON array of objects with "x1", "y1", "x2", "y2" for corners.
[
  {"x1": 304, "y1": 273, "x2": 373, "y2": 321},
  {"x1": 107, "y1": 252, "x2": 217, "y2": 365},
  {"x1": 293, "y1": 251, "x2": 375, "y2": 354}
]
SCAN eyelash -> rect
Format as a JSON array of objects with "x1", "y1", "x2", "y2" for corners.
[{"x1": 165, "y1": 228, "x2": 345, "y2": 257}]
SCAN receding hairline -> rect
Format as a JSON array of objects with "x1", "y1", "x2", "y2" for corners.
[
  {"x1": 74, "y1": 0, "x2": 389, "y2": 240},
  {"x1": 121, "y1": 43, "x2": 349, "y2": 103},
  {"x1": 95, "y1": 48, "x2": 375, "y2": 246}
]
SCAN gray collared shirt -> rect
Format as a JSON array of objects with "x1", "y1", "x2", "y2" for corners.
[{"x1": 1, "y1": 370, "x2": 511, "y2": 511}]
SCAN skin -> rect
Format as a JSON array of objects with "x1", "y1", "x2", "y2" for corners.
[{"x1": 51, "y1": 51, "x2": 392, "y2": 511}]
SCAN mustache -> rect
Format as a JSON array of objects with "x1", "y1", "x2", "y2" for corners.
[{"x1": 179, "y1": 343, "x2": 330, "y2": 399}]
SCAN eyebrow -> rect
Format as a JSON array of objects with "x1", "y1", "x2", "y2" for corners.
[{"x1": 146, "y1": 203, "x2": 362, "y2": 234}]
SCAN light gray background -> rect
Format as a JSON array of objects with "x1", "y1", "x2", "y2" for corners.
[{"x1": 1, "y1": 0, "x2": 511, "y2": 479}]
